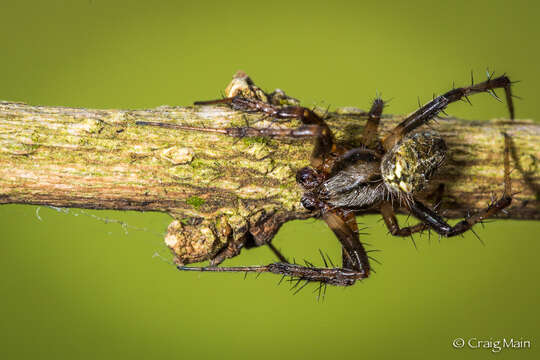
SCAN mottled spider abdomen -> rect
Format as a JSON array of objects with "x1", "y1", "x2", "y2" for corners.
[{"x1": 381, "y1": 132, "x2": 446, "y2": 194}]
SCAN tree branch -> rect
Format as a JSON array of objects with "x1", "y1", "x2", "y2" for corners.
[{"x1": 0, "y1": 73, "x2": 538, "y2": 264}]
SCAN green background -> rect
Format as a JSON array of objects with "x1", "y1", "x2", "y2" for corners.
[{"x1": 1, "y1": 1, "x2": 539, "y2": 359}]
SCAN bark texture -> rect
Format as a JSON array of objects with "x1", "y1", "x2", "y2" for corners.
[{"x1": 0, "y1": 75, "x2": 538, "y2": 264}]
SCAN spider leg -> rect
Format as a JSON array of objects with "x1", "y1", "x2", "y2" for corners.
[
  {"x1": 361, "y1": 97, "x2": 385, "y2": 150},
  {"x1": 406, "y1": 133, "x2": 512, "y2": 237},
  {"x1": 135, "y1": 121, "x2": 322, "y2": 140},
  {"x1": 176, "y1": 209, "x2": 370, "y2": 287},
  {"x1": 196, "y1": 95, "x2": 335, "y2": 168},
  {"x1": 380, "y1": 201, "x2": 429, "y2": 236},
  {"x1": 267, "y1": 242, "x2": 289, "y2": 263},
  {"x1": 195, "y1": 96, "x2": 280, "y2": 115},
  {"x1": 176, "y1": 263, "x2": 366, "y2": 287},
  {"x1": 322, "y1": 209, "x2": 371, "y2": 275},
  {"x1": 268, "y1": 105, "x2": 335, "y2": 168},
  {"x1": 383, "y1": 74, "x2": 514, "y2": 150},
  {"x1": 379, "y1": 184, "x2": 444, "y2": 237}
]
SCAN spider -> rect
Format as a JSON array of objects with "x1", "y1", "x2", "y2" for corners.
[{"x1": 138, "y1": 72, "x2": 515, "y2": 288}]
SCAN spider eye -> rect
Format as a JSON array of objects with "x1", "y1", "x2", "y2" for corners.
[
  {"x1": 296, "y1": 167, "x2": 320, "y2": 189},
  {"x1": 301, "y1": 195, "x2": 318, "y2": 211}
]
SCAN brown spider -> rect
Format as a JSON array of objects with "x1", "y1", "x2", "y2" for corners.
[{"x1": 138, "y1": 72, "x2": 515, "y2": 288}]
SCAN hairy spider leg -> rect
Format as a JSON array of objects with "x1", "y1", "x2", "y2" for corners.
[
  {"x1": 324, "y1": 208, "x2": 371, "y2": 274},
  {"x1": 380, "y1": 202, "x2": 429, "y2": 236},
  {"x1": 177, "y1": 262, "x2": 366, "y2": 287},
  {"x1": 195, "y1": 96, "x2": 286, "y2": 115},
  {"x1": 176, "y1": 206, "x2": 370, "y2": 287},
  {"x1": 383, "y1": 74, "x2": 514, "y2": 150},
  {"x1": 406, "y1": 133, "x2": 512, "y2": 237},
  {"x1": 195, "y1": 96, "x2": 335, "y2": 168},
  {"x1": 176, "y1": 210, "x2": 370, "y2": 286},
  {"x1": 361, "y1": 97, "x2": 385, "y2": 150},
  {"x1": 380, "y1": 185, "x2": 445, "y2": 237},
  {"x1": 135, "y1": 120, "x2": 322, "y2": 139}
]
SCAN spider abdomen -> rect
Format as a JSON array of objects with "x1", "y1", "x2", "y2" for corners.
[{"x1": 381, "y1": 131, "x2": 446, "y2": 194}]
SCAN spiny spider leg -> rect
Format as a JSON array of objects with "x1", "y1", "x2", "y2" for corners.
[
  {"x1": 322, "y1": 209, "x2": 371, "y2": 275},
  {"x1": 196, "y1": 96, "x2": 325, "y2": 125},
  {"x1": 406, "y1": 133, "x2": 512, "y2": 237},
  {"x1": 176, "y1": 263, "x2": 366, "y2": 287},
  {"x1": 380, "y1": 201, "x2": 429, "y2": 236},
  {"x1": 361, "y1": 97, "x2": 385, "y2": 150},
  {"x1": 194, "y1": 95, "x2": 335, "y2": 168},
  {"x1": 135, "y1": 121, "x2": 322, "y2": 140},
  {"x1": 195, "y1": 96, "x2": 293, "y2": 116},
  {"x1": 327, "y1": 97, "x2": 384, "y2": 176},
  {"x1": 383, "y1": 74, "x2": 514, "y2": 150},
  {"x1": 176, "y1": 208, "x2": 370, "y2": 287},
  {"x1": 380, "y1": 184, "x2": 445, "y2": 237}
]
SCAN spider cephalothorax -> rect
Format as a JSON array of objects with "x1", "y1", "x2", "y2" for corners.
[{"x1": 140, "y1": 72, "x2": 515, "y2": 287}]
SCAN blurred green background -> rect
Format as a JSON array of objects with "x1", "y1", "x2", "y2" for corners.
[{"x1": 1, "y1": 0, "x2": 539, "y2": 359}]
